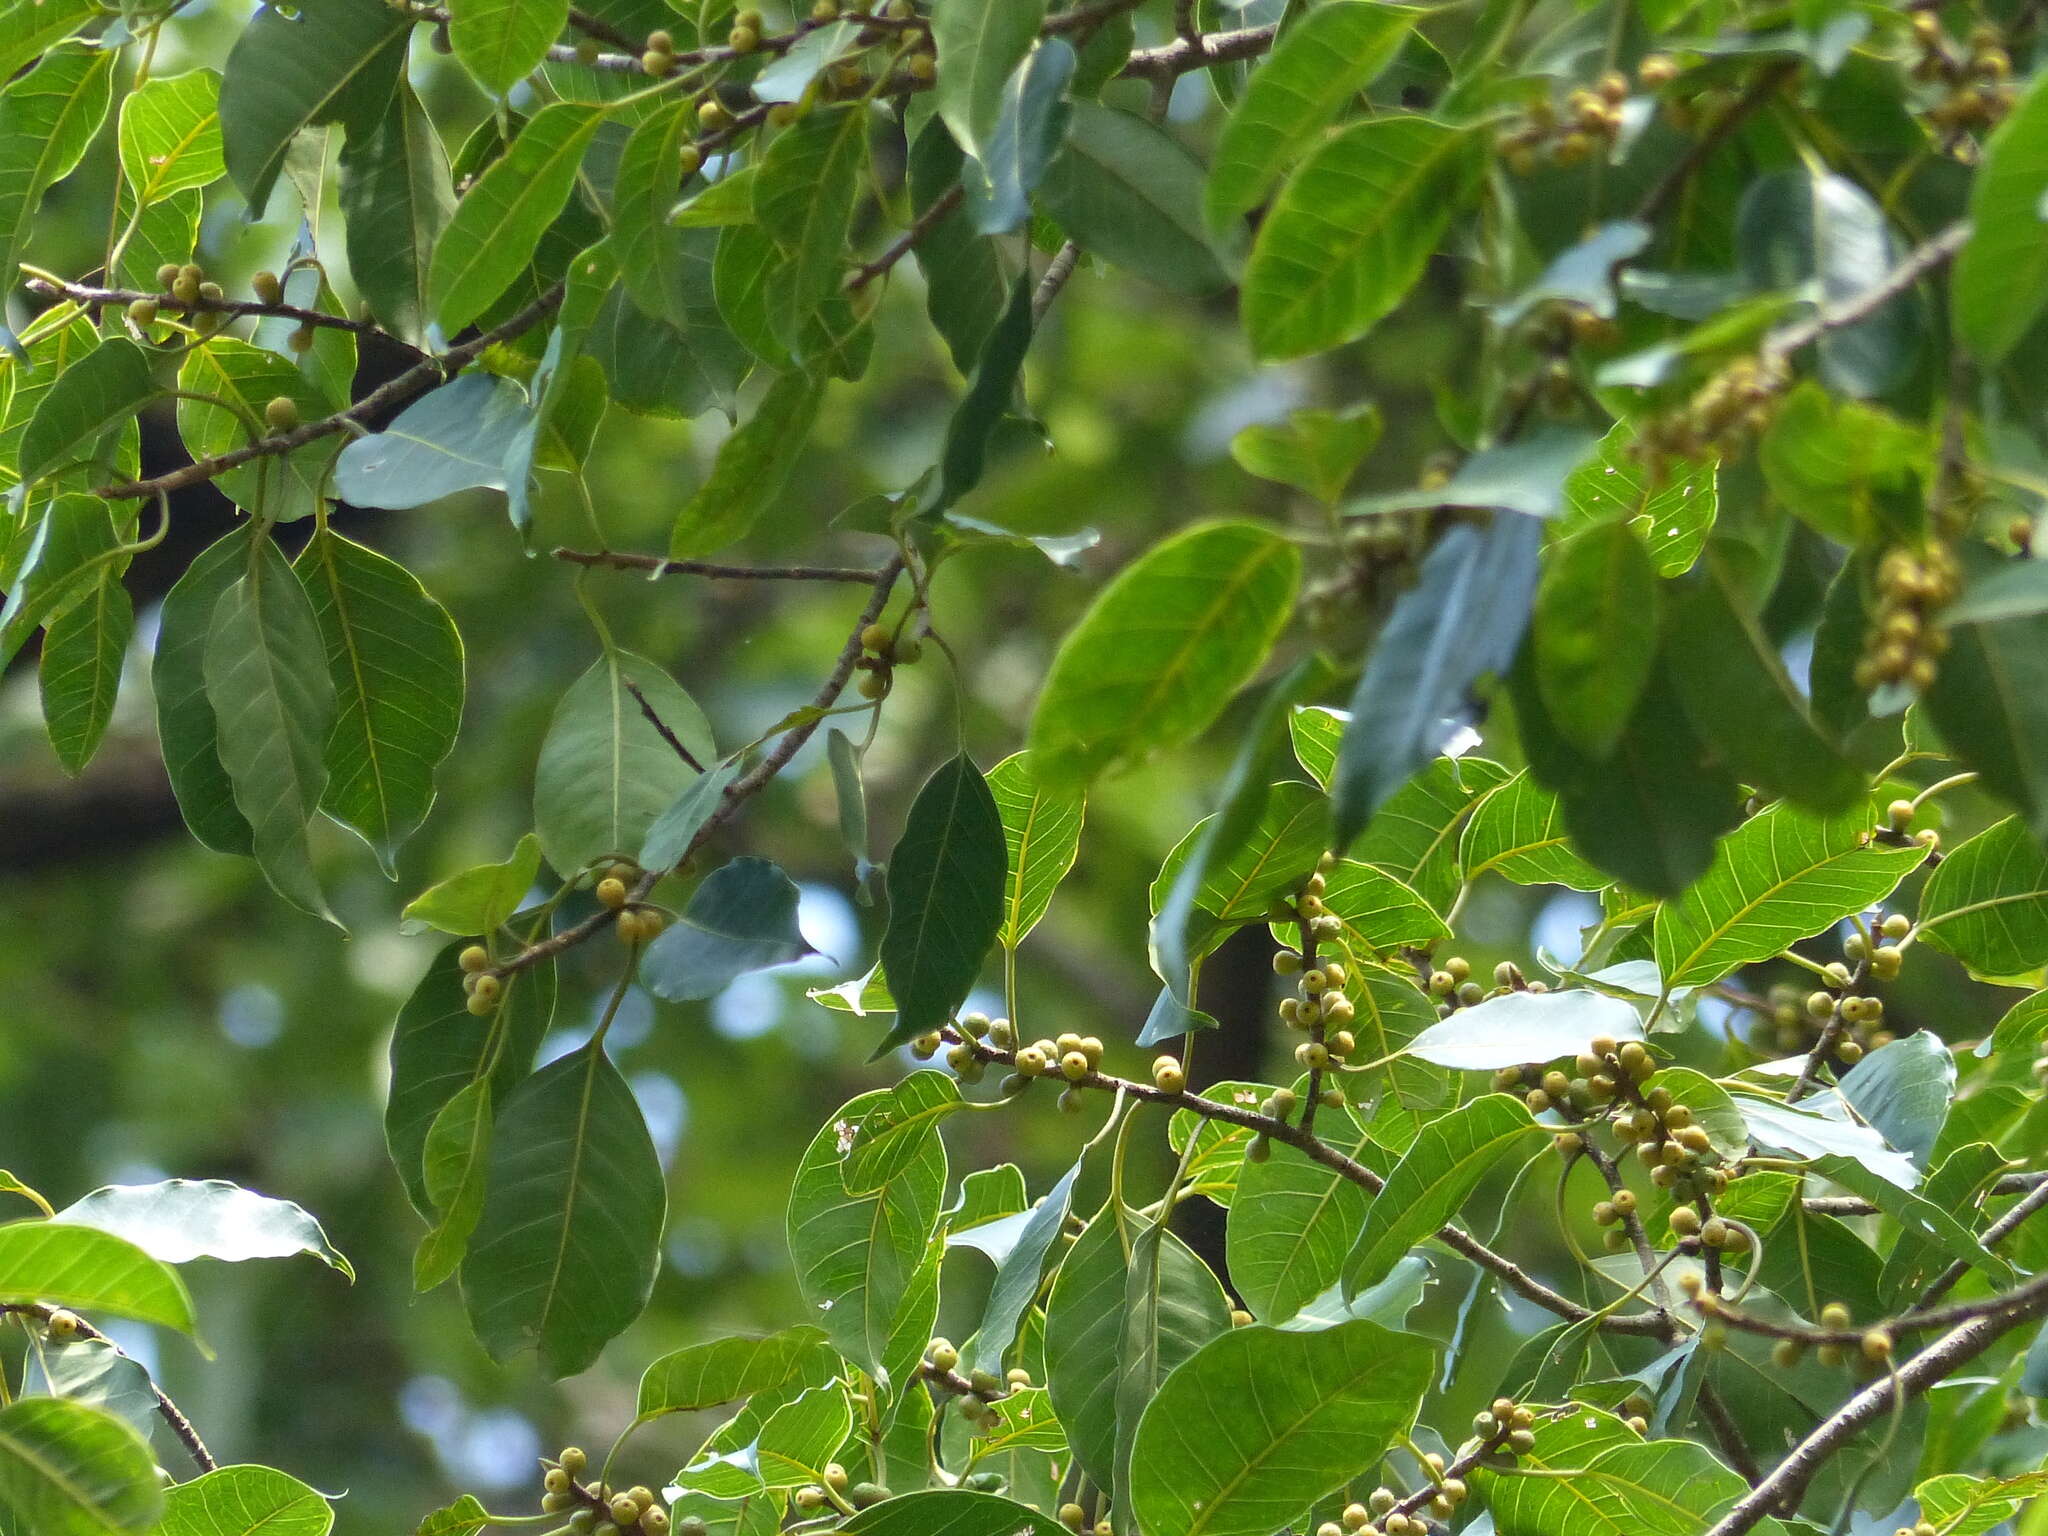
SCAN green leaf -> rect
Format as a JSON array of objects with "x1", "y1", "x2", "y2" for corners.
[
  {"x1": 840, "y1": 1491, "x2": 1068, "y2": 1536},
  {"x1": 1986, "y1": 990, "x2": 2048, "y2": 1056},
  {"x1": 1532, "y1": 521, "x2": 1660, "y2": 759},
  {"x1": 874, "y1": 754, "x2": 1006, "y2": 1056},
  {"x1": 176, "y1": 338, "x2": 340, "y2": 523},
  {"x1": 636, "y1": 1326, "x2": 833, "y2": 1421},
  {"x1": 0, "y1": 47, "x2": 115, "y2": 298},
  {"x1": 1737, "y1": 1092, "x2": 1919, "y2": 1190},
  {"x1": 157, "y1": 1466, "x2": 332, "y2": 1536},
  {"x1": 1037, "y1": 102, "x2": 1227, "y2": 296},
  {"x1": 38, "y1": 571, "x2": 130, "y2": 776},
  {"x1": 204, "y1": 541, "x2": 338, "y2": 921},
  {"x1": 752, "y1": 105, "x2": 869, "y2": 354},
  {"x1": 218, "y1": 0, "x2": 407, "y2": 216},
  {"x1": 1955, "y1": 70, "x2": 2048, "y2": 364},
  {"x1": 461, "y1": 1038, "x2": 665, "y2": 1377},
  {"x1": 532, "y1": 650, "x2": 714, "y2": 877},
  {"x1": 0, "y1": 1222, "x2": 197, "y2": 1337},
  {"x1": 1311, "y1": 858, "x2": 1449, "y2": 957},
  {"x1": 965, "y1": 1152, "x2": 1081, "y2": 1379},
  {"x1": 1242, "y1": 116, "x2": 1479, "y2": 359},
  {"x1": 23, "y1": 1338, "x2": 155, "y2": 1441},
  {"x1": 1652, "y1": 800, "x2": 1928, "y2": 989},
  {"x1": 1803, "y1": 1152, "x2": 2009, "y2": 1288},
  {"x1": 614, "y1": 100, "x2": 699, "y2": 327},
  {"x1": 1485, "y1": 1434, "x2": 1753, "y2": 1536},
  {"x1": 1229, "y1": 404, "x2": 1383, "y2": 506},
  {"x1": 1226, "y1": 1140, "x2": 1370, "y2": 1325},
  {"x1": 1757, "y1": 381, "x2": 1923, "y2": 546},
  {"x1": 645, "y1": 856, "x2": 813, "y2": 1001},
  {"x1": 402, "y1": 834, "x2": 542, "y2": 937},
  {"x1": 1405, "y1": 990, "x2": 1643, "y2": 1072},
  {"x1": 153, "y1": 530, "x2": 254, "y2": 855},
  {"x1": 1665, "y1": 553, "x2": 1864, "y2": 812},
  {"x1": 641, "y1": 757, "x2": 741, "y2": 873},
  {"x1": 429, "y1": 103, "x2": 604, "y2": 335},
  {"x1": 334, "y1": 371, "x2": 531, "y2": 510},
  {"x1": 669, "y1": 370, "x2": 826, "y2": 558},
  {"x1": 1915, "y1": 1473, "x2": 2048, "y2": 1536},
  {"x1": 1331, "y1": 512, "x2": 1540, "y2": 850},
  {"x1": 18, "y1": 338, "x2": 159, "y2": 487},
  {"x1": 932, "y1": 0, "x2": 1045, "y2": 157},
  {"x1": 0, "y1": 1398, "x2": 161, "y2": 1536},
  {"x1": 1044, "y1": 1207, "x2": 1228, "y2": 1496},
  {"x1": 414, "y1": 1494, "x2": 490, "y2": 1536},
  {"x1": 293, "y1": 528, "x2": 464, "y2": 871},
  {"x1": 449, "y1": 0, "x2": 567, "y2": 95},
  {"x1": 909, "y1": 118, "x2": 1008, "y2": 370},
  {"x1": 1204, "y1": 1, "x2": 1416, "y2": 229},
  {"x1": 1916, "y1": 813, "x2": 2048, "y2": 978},
  {"x1": 1128, "y1": 1321, "x2": 1431, "y2": 1536},
  {"x1": 959, "y1": 39, "x2": 1073, "y2": 236},
  {"x1": 1341, "y1": 1093, "x2": 1541, "y2": 1294},
  {"x1": 1557, "y1": 423, "x2": 1716, "y2": 578},
  {"x1": 413, "y1": 1079, "x2": 491, "y2": 1292},
  {"x1": 118, "y1": 68, "x2": 223, "y2": 210},
  {"x1": 53, "y1": 1179, "x2": 350, "y2": 1278},
  {"x1": 1838, "y1": 1031, "x2": 1952, "y2": 1165},
  {"x1": 988, "y1": 751, "x2": 1086, "y2": 949},
  {"x1": 1922, "y1": 604, "x2": 2048, "y2": 841},
  {"x1": 787, "y1": 1087, "x2": 947, "y2": 1380},
  {"x1": 339, "y1": 81, "x2": 455, "y2": 347},
  {"x1": 1350, "y1": 753, "x2": 1511, "y2": 912},
  {"x1": 1459, "y1": 771, "x2": 1608, "y2": 890},
  {"x1": 0, "y1": 0, "x2": 95, "y2": 87},
  {"x1": 1029, "y1": 521, "x2": 1300, "y2": 786},
  {"x1": 385, "y1": 942, "x2": 555, "y2": 1219},
  {"x1": 932, "y1": 274, "x2": 1033, "y2": 516},
  {"x1": 1155, "y1": 779, "x2": 1329, "y2": 927}
]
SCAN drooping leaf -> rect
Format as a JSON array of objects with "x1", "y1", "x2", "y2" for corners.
[
  {"x1": 1652, "y1": 800, "x2": 1928, "y2": 989},
  {"x1": 1030, "y1": 522, "x2": 1300, "y2": 786},
  {"x1": 38, "y1": 570, "x2": 131, "y2": 776},
  {"x1": 339, "y1": 81, "x2": 455, "y2": 347},
  {"x1": 932, "y1": 0, "x2": 1046, "y2": 158},
  {"x1": 931, "y1": 274, "x2": 1033, "y2": 516},
  {"x1": 873, "y1": 755, "x2": 1006, "y2": 1056},
  {"x1": 1531, "y1": 520, "x2": 1660, "y2": 760},
  {"x1": 1205, "y1": 2, "x2": 1417, "y2": 230},
  {"x1": 1736, "y1": 1090, "x2": 1919, "y2": 1189},
  {"x1": 0, "y1": 47, "x2": 116, "y2": 298},
  {"x1": 1341, "y1": 1093, "x2": 1541, "y2": 1294},
  {"x1": 965, "y1": 1152, "x2": 1081, "y2": 1380},
  {"x1": 1242, "y1": 116, "x2": 1480, "y2": 359},
  {"x1": 1954, "y1": 70, "x2": 2048, "y2": 364},
  {"x1": 641, "y1": 758, "x2": 742, "y2": 873},
  {"x1": 22, "y1": 1337, "x2": 156, "y2": 1441},
  {"x1": 644, "y1": 856, "x2": 813, "y2": 1001},
  {"x1": 1556, "y1": 422, "x2": 1717, "y2": 578},
  {"x1": 0, "y1": 1222, "x2": 197, "y2": 1337},
  {"x1": 1037, "y1": 102, "x2": 1227, "y2": 296},
  {"x1": 752, "y1": 105, "x2": 869, "y2": 354},
  {"x1": 960, "y1": 39, "x2": 1074, "y2": 236},
  {"x1": 1405, "y1": 989, "x2": 1644, "y2": 1072},
  {"x1": 156, "y1": 1465, "x2": 333, "y2": 1536},
  {"x1": 532, "y1": 650, "x2": 714, "y2": 878},
  {"x1": 153, "y1": 530, "x2": 255, "y2": 854},
  {"x1": 909, "y1": 117, "x2": 1009, "y2": 370},
  {"x1": 401, "y1": 833, "x2": 542, "y2": 937},
  {"x1": 218, "y1": 0, "x2": 407, "y2": 216},
  {"x1": 17, "y1": 338, "x2": 159, "y2": 488},
  {"x1": 461, "y1": 1038, "x2": 666, "y2": 1377},
  {"x1": 0, "y1": 1398, "x2": 162, "y2": 1536},
  {"x1": 1128, "y1": 1321, "x2": 1432, "y2": 1536},
  {"x1": 448, "y1": 0, "x2": 567, "y2": 96},
  {"x1": 413, "y1": 1079, "x2": 491, "y2": 1292},
  {"x1": 334, "y1": 371, "x2": 532, "y2": 510},
  {"x1": 669, "y1": 370, "x2": 826, "y2": 558},
  {"x1": 1331, "y1": 511, "x2": 1541, "y2": 850},
  {"x1": 636, "y1": 1326, "x2": 834, "y2": 1427},
  {"x1": 988, "y1": 751, "x2": 1086, "y2": 949},
  {"x1": 1837, "y1": 1031, "x2": 1953, "y2": 1166},
  {"x1": 1916, "y1": 817, "x2": 2048, "y2": 978},
  {"x1": 204, "y1": 540, "x2": 339, "y2": 922},
  {"x1": 53, "y1": 1179, "x2": 350, "y2": 1278}
]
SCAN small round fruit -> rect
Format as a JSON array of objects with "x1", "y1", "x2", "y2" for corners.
[
  {"x1": 1152, "y1": 1056, "x2": 1186, "y2": 1093},
  {"x1": 858, "y1": 671, "x2": 889, "y2": 700},
  {"x1": 611, "y1": 1496, "x2": 642, "y2": 1524},
  {"x1": 860, "y1": 622, "x2": 892, "y2": 653},
  {"x1": 1060, "y1": 1050, "x2": 1090, "y2": 1081},
  {"x1": 596, "y1": 877, "x2": 628, "y2": 909},
  {"x1": 616, "y1": 910, "x2": 644, "y2": 945},
  {"x1": 264, "y1": 396, "x2": 300, "y2": 431},
  {"x1": 252, "y1": 269, "x2": 284, "y2": 305},
  {"x1": 127, "y1": 297, "x2": 159, "y2": 327},
  {"x1": 47, "y1": 1309, "x2": 80, "y2": 1338},
  {"x1": 459, "y1": 945, "x2": 490, "y2": 973},
  {"x1": 928, "y1": 1338, "x2": 958, "y2": 1372},
  {"x1": 559, "y1": 1447, "x2": 587, "y2": 1474},
  {"x1": 545, "y1": 1468, "x2": 573, "y2": 1495},
  {"x1": 156, "y1": 262, "x2": 182, "y2": 288}
]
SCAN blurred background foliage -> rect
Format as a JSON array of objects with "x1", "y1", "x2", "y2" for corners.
[{"x1": 0, "y1": 1, "x2": 2027, "y2": 1529}]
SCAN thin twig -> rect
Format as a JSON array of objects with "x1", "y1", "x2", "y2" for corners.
[
  {"x1": 1119, "y1": 22, "x2": 1278, "y2": 79},
  {"x1": 26, "y1": 278, "x2": 385, "y2": 339},
  {"x1": 554, "y1": 548, "x2": 885, "y2": 583},
  {"x1": 1911, "y1": 1175, "x2": 2048, "y2": 1312},
  {"x1": 1, "y1": 1304, "x2": 216, "y2": 1473},
  {"x1": 848, "y1": 185, "x2": 964, "y2": 292},
  {"x1": 1635, "y1": 62, "x2": 1800, "y2": 225},
  {"x1": 1761, "y1": 220, "x2": 1972, "y2": 365},
  {"x1": 1033, "y1": 243, "x2": 1083, "y2": 322},
  {"x1": 624, "y1": 679, "x2": 707, "y2": 772}
]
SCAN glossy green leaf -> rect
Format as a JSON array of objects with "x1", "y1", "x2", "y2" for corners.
[
  {"x1": 1229, "y1": 404, "x2": 1382, "y2": 506},
  {"x1": 332, "y1": 372, "x2": 526, "y2": 508},
  {"x1": 0, "y1": 1398, "x2": 161, "y2": 1536},
  {"x1": 401, "y1": 833, "x2": 542, "y2": 937},
  {"x1": 1243, "y1": 116, "x2": 1479, "y2": 359},
  {"x1": 461, "y1": 1038, "x2": 665, "y2": 1377},
  {"x1": 1226, "y1": 1139, "x2": 1369, "y2": 1325},
  {"x1": 1155, "y1": 779, "x2": 1328, "y2": 925},
  {"x1": 787, "y1": 1087, "x2": 946, "y2": 1380},
  {"x1": 1407, "y1": 989, "x2": 1643, "y2": 1072},
  {"x1": 414, "y1": 1495, "x2": 490, "y2": 1536},
  {"x1": 1915, "y1": 1472, "x2": 2048, "y2": 1536},
  {"x1": 965, "y1": 1152, "x2": 1081, "y2": 1379},
  {"x1": 841, "y1": 1491, "x2": 1068, "y2": 1536},
  {"x1": 1459, "y1": 771, "x2": 1607, "y2": 890},
  {"x1": 1350, "y1": 754, "x2": 1510, "y2": 912},
  {"x1": 1030, "y1": 521, "x2": 1299, "y2": 786},
  {"x1": 153, "y1": 531, "x2": 254, "y2": 854},
  {"x1": 38, "y1": 570, "x2": 130, "y2": 776},
  {"x1": 909, "y1": 117, "x2": 1008, "y2": 370},
  {"x1": 645, "y1": 856, "x2": 812, "y2": 1001},
  {"x1": 933, "y1": 274, "x2": 1032, "y2": 516},
  {"x1": 1342, "y1": 1093, "x2": 1540, "y2": 1293},
  {"x1": 1954, "y1": 70, "x2": 2048, "y2": 364},
  {"x1": 176, "y1": 338, "x2": 340, "y2": 522},
  {"x1": 1837, "y1": 1029, "x2": 1952, "y2": 1166},
  {"x1": 0, "y1": 0, "x2": 95, "y2": 87},
  {"x1": 1557, "y1": 423, "x2": 1716, "y2": 577},
  {"x1": 874, "y1": 754, "x2": 1006, "y2": 1056},
  {"x1": 0, "y1": 47, "x2": 115, "y2": 296},
  {"x1": 339, "y1": 81, "x2": 454, "y2": 347},
  {"x1": 1128, "y1": 1320, "x2": 1431, "y2": 1536},
  {"x1": 641, "y1": 757, "x2": 741, "y2": 873},
  {"x1": 218, "y1": 0, "x2": 407, "y2": 216},
  {"x1": 1922, "y1": 605, "x2": 2048, "y2": 841},
  {"x1": 533, "y1": 650, "x2": 714, "y2": 877},
  {"x1": 1652, "y1": 801, "x2": 1928, "y2": 988},
  {"x1": 449, "y1": 0, "x2": 566, "y2": 95},
  {"x1": 0, "y1": 1222, "x2": 197, "y2": 1337},
  {"x1": 118, "y1": 68, "x2": 222, "y2": 211},
  {"x1": 204, "y1": 540, "x2": 338, "y2": 922},
  {"x1": 54, "y1": 1179, "x2": 350, "y2": 1278},
  {"x1": 157, "y1": 1465, "x2": 333, "y2": 1536},
  {"x1": 753, "y1": 105, "x2": 869, "y2": 353},
  {"x1": 1485, "y1": 1433, "x2": 1752, "y2": 1536},
  {"x1": 429, "y1": 103, "x2": 603, "y2": 335},
  {"x1": 960, "y1": 39, "x2": 1073, "y2": 236},
  {"x1": 1205, "y1": 2, "x2": 1416, "y2": 229},
  {"x1": 23, "y1": 1337, "x2": 156, "y2": 1441},
  {"x1": 294, "y1": 528, "x2": 463, "y2": 871},
  {"x1": 1533, "y1": 521, "x2": 1660, "y2": 759},
  {"x1": 18, "y1": 338, "x2": 158, "y2": 488},
  {"x1": 413, "y1": 1079, "x2": 491, "y2": 1292},
  {"x1": 1758, "y1": 381, "x2": 1923, "y2": 546},
  {"x1": 988, "y1": 751, "x2": 1086, "y2": 949},
  {"x1": 1332, "y1": 512, "x2": 1540, "y2": 850},
  {"x1": 614, "y1": 99, "x2": 699, "y2": 327},
  {"x1": 636, "y1": 1326, "x2": 832, "y2": 1422},
  {"x1": 1037, "y1": 102, "x2": 1227, "y2": 296},
  {"x1": 932, "y1": 0, "x2": 1045, "y2": 157},
  {"x1": 669, "y1": 370, "x2": 826, "y2": 558},
  {"x1": 385, "y1": 943, "x2": 555, "y2": 1218}
]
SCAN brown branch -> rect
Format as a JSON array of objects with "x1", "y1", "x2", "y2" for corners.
[
  {"x1": 2, "y1": 1304, "x2": 216, "y2": 1473},
  {"x1": 1119, "y1": 22, "x2": 1277, "y2": 79},
  {"x1": 94, "y1": 283, "x2": 567, "y2": 501},
  {"x1": 1803, "y1": 1168, "x2": 2047, "y2": 1216},
  {"x1": 1033, "y1": 242, "x2": 1083, "y2": 322},
  {"x1": 554, "y1": 548, "x2": 885, "y2": 583},
  {"x1": 847, "y1": 185, "x2": 964, "y2": 293},
  {"x1": 1635, "y1": 62, "x2": 1800, "y2": 225},
  {"x1": 1913, "y1": 1174, "x2": 2048, "y2": 1311},
  {"x1": 26, "y1": 278, "x2": 386, "y2": 339},
  {"x1": 1701, "y1": 1270, "x2": 2048, "y2": 1536},
  {"x1": 624, "y1": 679, "x2": 707, "y2": 772},
  {"x1": 1761, "y1": 220, "x2": 1972, "y2": 365}
]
